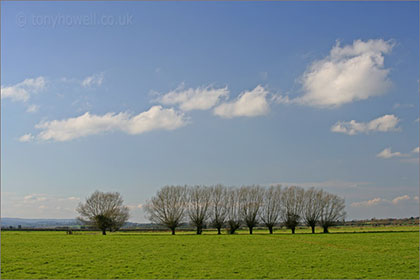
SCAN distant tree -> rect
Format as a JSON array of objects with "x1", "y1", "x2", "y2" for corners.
[
  {"x1": 260, "y1": 185, "x2": 282, "y2": 234},
  {"x1": 187, "y1": 185, "x2": 211, "y2": 234},
  {"x1": 76, "y1": 191, "x2": 130, "y2": 235},
  {"x1": 209, "y1": 184, "x2": 228, "y2": 234},
  {"x1": 303, "y1": 187, "x2": 324, "y2": 234},
  {"x1": 280, "y1": 186, "x2": 305, "y2": 234},
  {"x1": 144, "y1": 185, "x2": 187, "y2": 235},
  {"x1": 319, "y1": 193, "x2": 346, "y2": 233},
  {"x1": 239, "y1": 185, "x2": 264, "y2": 234},
  {"x1": 226, "y1": 188, "x2": 242, "y2": 234}
]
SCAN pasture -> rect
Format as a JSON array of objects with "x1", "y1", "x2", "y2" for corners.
[{"x1": 1, "y1": 226, "x2": 419, "y2": 279}]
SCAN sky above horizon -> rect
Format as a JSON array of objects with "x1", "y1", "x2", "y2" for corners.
[{"x1": 1, "y1": 1, "x2": 419, "y2": 222}]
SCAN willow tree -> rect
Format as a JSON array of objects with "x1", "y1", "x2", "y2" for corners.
[
  {"x1": 239, "y1": 185, "x2": 264, "y2": 234},
  {"x1": 209, "y1": 184, "x2": 228, "y2": 234},
  {"x1": 319, "y1": 193, "x2": 346, "y2": 233},
  {"x1": 260, "y1": 185, "x2": 282, "y2": 234},
  {"x1": 76, "y1": 191, "x2": 130, "y2": 235},
  {"x1": 187, "y1": 185, "x2": 211, "y2": 234},
  {"x1": 303, "y1": 187, "x2": 324, "y2": 234},
  {"x1": 144, "y1": 185, "x2": 187, "y2": 235},
  {"x1": 226, "y1": 187, "x2": 242, "y2": 234},
  {"x1": 280, "y1": 186, "x2": 305, "y2": 234}
]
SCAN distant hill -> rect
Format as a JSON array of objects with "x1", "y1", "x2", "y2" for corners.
[
  {"x1": 1, "y1": 217, "x2": 148, "y2": 229},
  {"x1": 1, "y1": 218, "x2": 80, "y2": 228}
]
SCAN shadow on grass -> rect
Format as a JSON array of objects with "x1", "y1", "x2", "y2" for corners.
[{"x1": 104, "y1": 230, "x2": 418, "y2": 237}]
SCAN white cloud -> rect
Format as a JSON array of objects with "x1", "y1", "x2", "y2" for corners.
[
  {"x1": 295, "y1": 39, "x2": 393, "y2": 108},
  {"x1": 351, "y1": 197, "x2": 384, "y2": 207},
  {"x1": 344, "y1": 194, "x2": 416, "y2": 208},
  {"x1": 214, "y1": 85, "x2": 270, "y2": 118},
  {"x1": 392, "y1": 195, "x2": 410, "y2": 205},
  {"x1": 331, "y1": 114, "x2": 400, "y2": 135},
  {"x1": 24, "y1": 194, "x2": 48, "y2": 203},
  {"x1": 127, "y1": 204, "x2": 143, "y2": 210},
  {"x1": 399, "y1": 158, "x2": 419, "y2": 164},
  {"x1": 26, "y1": 105, "x2": 187, "y2": 142},
  {"x1": 259, "y1": 72, "x2": 268, "y2": 80},
  {"x1": 2, "y1": 193, "x2": 81, "y2": 219},
  {"x1": 157, "y1": 85, "x2": 229, "y2": 111},
  {"x1": 1, "y1": 77, "x2": 46, "y2": 102},
  {"x1": 376, "y1": 147, "x2": 408, "y2": 159},
  {"x1": 26, "y1": 104, "x2": 40, "y2": 113},
  {"x1": 393, "y1": 103, "x2": 414, "y2": 109},
  {"x1": 411, "y1": 147, "x2": 419, "y2": 153},
  {"x1": 273, "y1": 180, "x2": 370, "y2": 189},
  {"x1": 82, "y1": 73, "x2": 104, "y2": 88},
  {"x1": 18, "y1": 133, "x2": 35, "y2": 143}
]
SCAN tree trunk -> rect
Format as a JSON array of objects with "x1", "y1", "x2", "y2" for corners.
[
  {"x1": 268, "y1": 226, "x2": 273, "y2": 234},
  {"x1": 196, "y1": 227, "x2": 202, "y2": 235},
  {"x1": 102, "y1": 229, "x2": 106, "y2": 235},
  {"x1": 217, "y1": 227, "x2": 221, "y2": 235},
  {"x1": 323, "y1": 226, "x2": 329, "y2": 233},
  {"x1": 249, "y1": 227, "x2": 253, "y2": 235},
  {"x1": 291, "y1": 227, "x2": 295, "y2": 234},
  {"x1": 171, "y1": 228, "x2": 175, "y2": 235},
  {"x1": 311, "y1": 225, "x2": 315, "y2": 234}
]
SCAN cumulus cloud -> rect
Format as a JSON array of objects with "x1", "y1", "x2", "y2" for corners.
[
  {"x1": 294, "y1": 39, "x2": 393, "y2": 108},
  {"x1": 19, "y1": 133, "x2": 35, "y2": 143},
  {"x1": 2, "y1": 193, "x2": 81, "y2": 219},
  {"x1": 393, "y1": 103, "x2": 414, "y2": 110},
  {"x1": 157, "y1": 85, "x2": 229, "y2": 111},
  {"x1": 331, "y1": 114, "x2": 400, "y2": 135},
  {"x1": 351, "y1": 197, "x2": 384, "y2": 207},
  {"x1": 1, "y1": 77, "x2": 46, "y2": 102},
  {"x1": 274, "y1": 180, "x2": 370, "y2": 189},
  {"x1": 127, "y1": 204, "x2": 143, "y2": 210},
  {"x1": 351, "y1": 195, "x2": 414, "y2": 207},
  {"x1": 214, "y1": 85, "x2": 270, "y2": 118},
  {"x1": 392, "y1": 195, "x2": 410, "y2": 205},
  {"x1": 376, "y1": 147, "x2": 408, "y2": 159},
  {"x1": 25, "y1": 105, "x2": 187, "y2": 142},
  {"x1": 82, "y1": 73, "x2": 104, "y2": 88},
  {"x1": 24, "y1": 194, "x2": 48, "y2": 203}
]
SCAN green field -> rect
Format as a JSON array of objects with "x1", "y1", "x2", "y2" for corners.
[{"x1": 1, "y1": 226, "x2": 419, "y2": 279}]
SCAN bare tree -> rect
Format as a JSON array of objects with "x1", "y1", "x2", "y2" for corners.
[
  {"x1": 144, "y1": 185, "x2": 187, "y2": 235},
  {"x1": 209, "y1": 184, "x2": 228, "y2": 234},
  {"x1": 303, "y1": 187, "x2": 324, "y2": 234},
  {"x1": 280, "y1": 186, "x2": 305, "y2": 234},
  {"x1": 226, "y1": 187, "x2": 241, "y2": 234},
  {"x1": 319, "y1": 193, "x2": 346, "y2": 233},
  {"x1": 260, "y1": 185, "x2": 282, "y2": 234},
  {"x1": 76, "y1": 190, "x2": 130, "y2": 235},
  {"x1": 239, "y1": 185, "x2": 264, "y2": 234},
  {"x1": 187, "y1": 185, "x2": 211, "y2": 234}
]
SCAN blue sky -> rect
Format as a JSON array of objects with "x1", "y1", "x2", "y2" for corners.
[{"x1": 1, "y1": 1, "x2": 419, "y2": 222}]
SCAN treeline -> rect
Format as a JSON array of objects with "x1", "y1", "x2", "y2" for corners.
[{"x1": 144, "y1": 185, "x2": 346, "y2": 235}]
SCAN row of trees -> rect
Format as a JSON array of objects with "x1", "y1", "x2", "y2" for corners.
[{"x1": 144, "y1": 185, "x2": 346, "y2": 235}]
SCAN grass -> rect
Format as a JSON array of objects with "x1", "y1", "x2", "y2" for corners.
[{"x1": 1, "y1": 226, "x2": 419, "y2": 279}]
